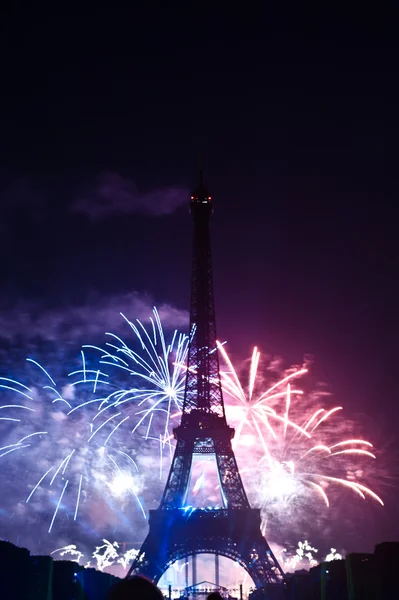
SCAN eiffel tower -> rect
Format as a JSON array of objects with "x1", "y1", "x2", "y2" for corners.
[{"x1": 127, "y1": 172, "x2": 283, "y2": 589}]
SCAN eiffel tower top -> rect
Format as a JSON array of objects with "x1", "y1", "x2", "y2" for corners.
[
  {"x1": 180, "y1": 170, "x2": 224, "y2": 422},
  {"x1": 190, "y1": 168, "x2": 213, "y2": 214}
]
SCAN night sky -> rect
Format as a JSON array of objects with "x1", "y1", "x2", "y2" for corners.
[{"x1": 0, "y1": 5, "x2": 398, "y2": 559}]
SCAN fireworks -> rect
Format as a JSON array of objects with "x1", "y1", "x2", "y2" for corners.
[
  {"x1": 0, "y1": 307, "x2": 386, "y2": 558},
  {"x1": 0, "y1": 308, "x2": 191, "y2": 538},
  {"x1": 278, "y1": 540, "x2": 319, "y2": 571},
  {"x1": 51, "y1": 540, "x2": 140, "y2": 571},
  {"x1": 218, "y1": 344, "x2": 308, "y2": 451},
  {"x1": 325, "y1": 548, "x2": 343, "y2": 562},
  {"x1": 50, "y1": 537, "x2": 343, "y2": 585},
  {"x1": 0, "y1": 357, "x2": 145, "y2": 534},
  {"x1": 276, "y1": 540, "x2": 343, "y2": 572},
  {"x1": 82, "y1": 308, "x2": 192, "y2": 444},
  {"x1": 218, "y1": 345, "x2": 383, "y2": 532}
]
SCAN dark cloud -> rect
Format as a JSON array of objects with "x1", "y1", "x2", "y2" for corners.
[
  {"x1": 0, "y1": 171, "x2": 188, "y2": 227},
  {"x1": 71, "y1": 171, "x2": 188, "y2": 219},
  {"x1": 0, "y1": 292, "x2": 189, "y2": 343}
]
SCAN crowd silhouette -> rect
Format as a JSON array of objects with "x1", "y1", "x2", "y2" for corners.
[{"x1": 106, "y1": 576, "x2": 164, "y2": 600}]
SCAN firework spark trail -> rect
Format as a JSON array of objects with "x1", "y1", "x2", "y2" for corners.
[
  {"x1": 49, "y1": 479, "x2": 69, "y2": 533},
  {"x1": 218, "y1": 345, "x2": 384, "y2": 525},
  {"x1": 74, "y1": 474, "x2": 83, "y2": 521}
]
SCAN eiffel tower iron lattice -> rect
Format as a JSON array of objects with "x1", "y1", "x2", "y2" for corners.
[{"x1": 127, "y1": 172, "x2": 284, "y2": 588}]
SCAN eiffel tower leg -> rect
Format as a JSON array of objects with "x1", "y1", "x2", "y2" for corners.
[
  {"x1": 126, "y1": 509, "x2": 181, "y2": 581},
  {"x1": 214, "y1": 439, "x2": 249, "y2": 509},
  {"x1": 161, "y1": 439, "x2": 194, "y2": 508}
]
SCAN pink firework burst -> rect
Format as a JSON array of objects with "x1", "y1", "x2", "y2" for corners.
[{"x1": 218, "y1": 344, "x2": 383, "y2": 532}]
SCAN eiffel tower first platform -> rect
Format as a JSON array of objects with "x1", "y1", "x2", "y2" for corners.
[{"x1": 127, "y1": 172, "x2": 284, "y2": 589}]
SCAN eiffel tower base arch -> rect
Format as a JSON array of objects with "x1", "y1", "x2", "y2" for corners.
[{"x1": 128, "y1": 507, "x2": 283, "y2": 589}]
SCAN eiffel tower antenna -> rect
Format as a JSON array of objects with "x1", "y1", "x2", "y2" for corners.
[
  {"x1": 199, "y1": 155, "x2": 204, "y2": 185},
  {"x1": 127, "y1": 172, "x2": 284, "y2": 590}
]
